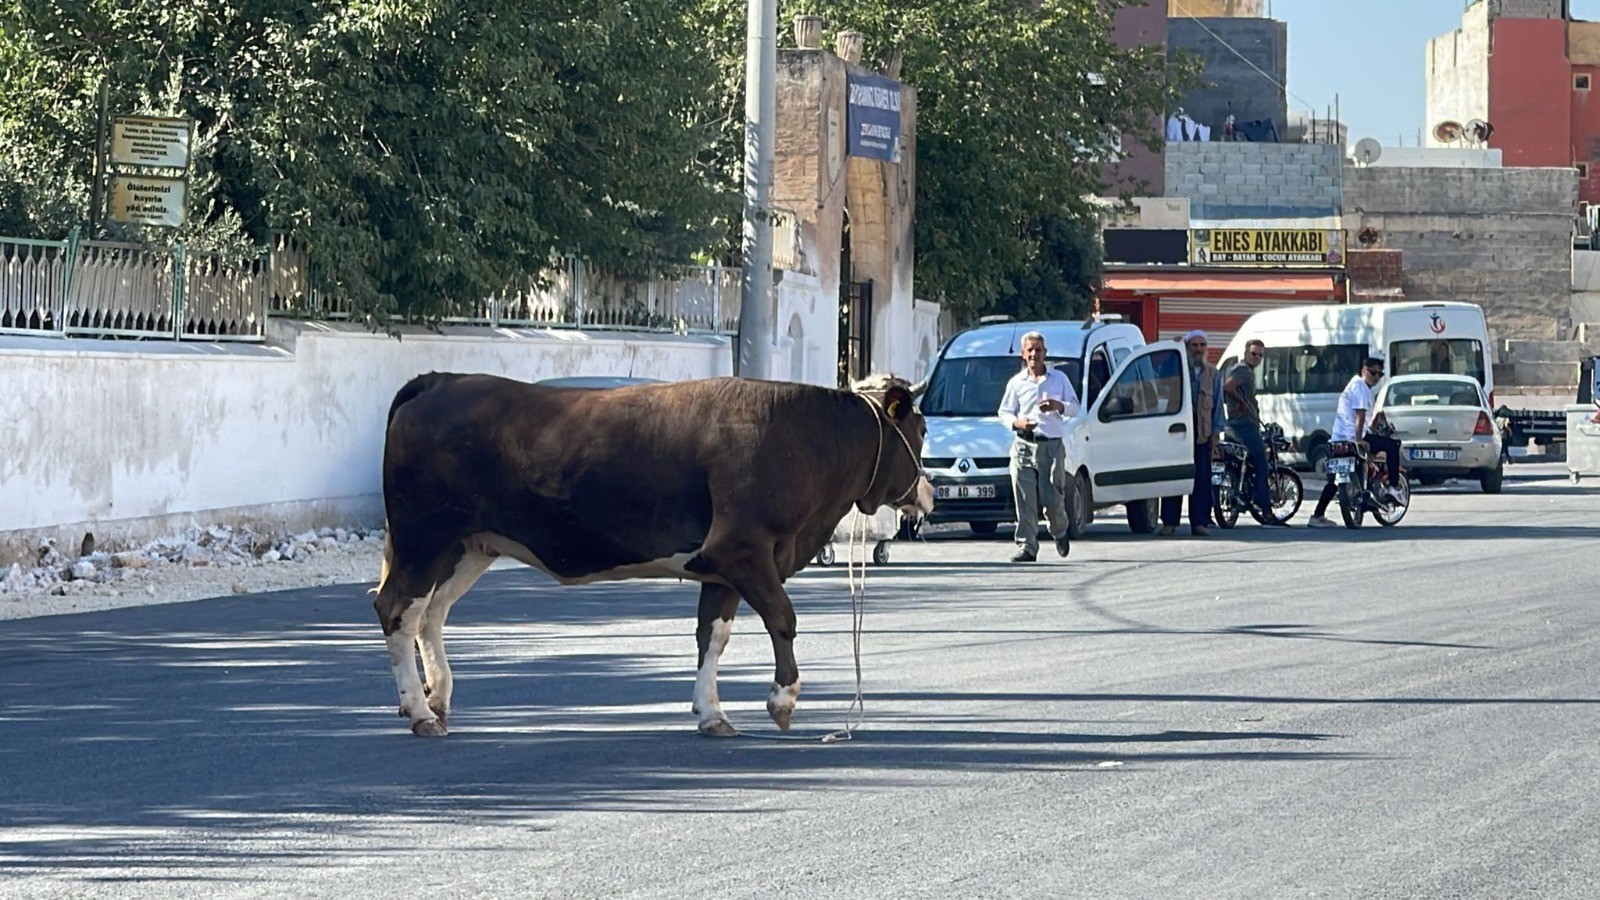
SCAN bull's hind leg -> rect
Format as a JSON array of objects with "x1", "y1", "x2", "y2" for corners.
[
  {"x1": 693, "y1": 582, "x2": 742, "y2": 738},
  {"x1": 374, "y1": 536, "x2": 467, "y2": 737},
  {"x1": 415, "y1": 544, "x2": 496, "y2": 729}
]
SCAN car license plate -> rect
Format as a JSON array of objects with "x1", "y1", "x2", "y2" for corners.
[
  {"x1": 1325, "y1": 457, "x2": 1356, "y2": 474},
  {"x1": 934, "y1": 484, "x2": 996, "y2": 500},
  {"x1": 1408, "y1": 448, "x2": 1460, "y2": 461}
]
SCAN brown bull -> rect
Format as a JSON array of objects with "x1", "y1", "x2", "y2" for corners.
[{"x1": 373, "y1": 372, "x2": 934, "y2": 737}]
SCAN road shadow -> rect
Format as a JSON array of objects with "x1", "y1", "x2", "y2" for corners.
[{"x1": 0, "y1": 579, "x2": 1378, "y2": 879}]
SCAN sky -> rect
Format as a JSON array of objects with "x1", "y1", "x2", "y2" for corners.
[{"x1": 1264, "y1": 0, "x2": 1600, "y2": 147}]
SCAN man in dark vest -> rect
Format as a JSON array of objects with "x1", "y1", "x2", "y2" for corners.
[{"x1": 1161, "y1": 330, "x2": 1226, "y2": 536}]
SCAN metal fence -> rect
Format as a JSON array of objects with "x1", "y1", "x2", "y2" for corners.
[
  {"x1": 0, "y1": 230, "x2": 268, "y2": 341},
  {"x1": 0, "y1": 230, "x2": 743, "y2": 341}
]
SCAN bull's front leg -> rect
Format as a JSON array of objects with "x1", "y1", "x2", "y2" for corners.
[
  {"x1": 693, "y1": 583, "x2": 742, "y2": 737},
  {"x1": 724, "y1": 568, "x2": 801, "y2": 731}
]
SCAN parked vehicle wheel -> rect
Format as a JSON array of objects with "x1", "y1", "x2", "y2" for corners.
[
  {"x1": 1213, "y1": 471, "x2": 1241, "y2": 529},
  {"x1": 872, "y1": 541, "x2": 889, "y2": 565},
  {"x1": 1126, "y1": 497, "x2": 1159, "y2": 535},
  {"x1": 1067, "y1": 471, "x2": 1091, "y2": 539},
  {"x1": 968, "y1": 521, "x2": 998, "y2": 537},
  {"x1": 1307, "y1": 441, "x2": 1331, "y2": 476},
  {"x1": 1480, "y1": 462, "x2": 1504, "y2": 494},
  {"x1": 816, "y1": 544, "x2": 836, "y2": 566},
  {"x1": 1375, "y1": 473, "x2": 1410, "y2": 527},
  {"x1": 1264, "y1": 465, "x2": 1303, "y2": 524},
  {"x1": 1338, "y1": 479, "x2": 1365, "y2": 529}
]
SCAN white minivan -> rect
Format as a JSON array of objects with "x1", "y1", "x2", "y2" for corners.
[
  {"x1": 915, "y1": 315, "x2": 1195, "y2": 538},
  {"x1": 1218, "y1": 301, "x2": 1494, "y2": 471}
]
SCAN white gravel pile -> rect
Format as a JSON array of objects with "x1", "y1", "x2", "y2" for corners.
[{"x1": 0, "y1": 523, "x2": 386, "y2": 621}]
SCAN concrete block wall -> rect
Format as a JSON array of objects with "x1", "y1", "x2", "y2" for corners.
[
  {"x1": 1165, "y1": 142, "x2": 1343, "y2": 220},
  {"x1": 1343, "y1": 165, "x2": 1579, "y2": 347}
]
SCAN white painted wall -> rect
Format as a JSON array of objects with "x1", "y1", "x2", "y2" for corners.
[
  {"x1": 1365, "y1": 147, "x2": 1502, "y2": 168},
  {"x1": 1425, "y1": 3, "x2": 1491, "y2": 147},
  {"x1": 0, "y1": 323, "x2": 732, "y2": 564}
]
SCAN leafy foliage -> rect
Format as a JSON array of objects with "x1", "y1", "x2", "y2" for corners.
[
  {"x1": 0, "y1": 0, "x2": 736, "y2": 322},
  {"x1": 703, "y1": 0, "x2": 1186, "y2": 319},
  {"x1": 0, "y1": 0, "x2": 1184, "y2": 324}
]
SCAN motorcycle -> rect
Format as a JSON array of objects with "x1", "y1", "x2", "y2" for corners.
[
  {"x1": 1325, "y1": 425, "x2": 1411, "y2": 529},
  {"x1": 1212, "y1": 422, "x2": 1304, "y2": 528}
]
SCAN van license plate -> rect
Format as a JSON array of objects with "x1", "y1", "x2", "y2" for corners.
[
  {"x1": 934, "y1": 484, "x2": 996, "y2": 500},
  {"x1": 1408, "y1": 448, "x2": 1459, "y2": 461}
]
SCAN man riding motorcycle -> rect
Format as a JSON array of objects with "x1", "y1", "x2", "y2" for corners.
[{"x1": 1307, "y1": 356, "x2": 1405, "y2": 527}]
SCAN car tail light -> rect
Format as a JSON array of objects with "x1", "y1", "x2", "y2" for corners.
[{"x1": 1474, "y1": 412, "x2": 1494, "y2": 435}]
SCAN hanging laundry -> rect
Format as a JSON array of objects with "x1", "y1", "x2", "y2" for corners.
[{"x1": 1167, "y1": 114, "x2": 1184, "y2": 142}]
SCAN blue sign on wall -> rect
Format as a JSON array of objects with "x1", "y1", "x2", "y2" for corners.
[{"x1": 846, "y1": 73, "x2": 902, "y2": 163}]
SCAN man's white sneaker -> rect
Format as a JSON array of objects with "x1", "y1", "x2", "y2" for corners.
[{"x1": 1307, "y1": 515, "x2": 1336, "y2": 528}]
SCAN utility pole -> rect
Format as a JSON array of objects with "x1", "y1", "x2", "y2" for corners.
[{"x1": 737, "y1": 0, "x2": 776, "y2": 379}]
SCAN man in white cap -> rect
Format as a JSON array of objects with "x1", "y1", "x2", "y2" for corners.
[{"x1": 1160, "y1": 329, "x2": 1226, "y2": 536}]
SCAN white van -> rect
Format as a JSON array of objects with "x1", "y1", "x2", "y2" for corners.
[
  {"x1": 915, "y1": 315, "x2": 1195, "y2": 537},
  {"x1": 1218, "y1": 301, "x2": 1494, "y2": 471}
]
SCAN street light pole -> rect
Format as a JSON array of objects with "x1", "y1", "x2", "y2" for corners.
[{"x1": 737, "y1": 0, "x2": 776, "y2": 379}]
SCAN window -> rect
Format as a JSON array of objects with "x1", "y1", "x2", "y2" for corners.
[
  {"x1": 1252, "y1": 344, "x2": 1369, "y2": 395},
  {"x1": 919, "y1": 357, "x2": 1084, "y2": 417},
  {"x1": 1099, "y1": 348, "x2": 1183, "y2": 421},
  {"x1": 1578, "y1": 162, "x2": 1591, "y2": 178},
  {"x1": 1384, "y1": 379, "x2": 1485, "y2": 408},
  {"x1": 1578, "y1": 73, "x2": 1592, "y2": 91},
  {"x1": 1085, "y1": 348, "x2": 1113, "y2": 407},
  {"x1": 1111, "y1": 345, "x2": 1131, "y2": 367},
  {"x1": 1389, "y1": 338, "x2": 1486, "y2": 385}
]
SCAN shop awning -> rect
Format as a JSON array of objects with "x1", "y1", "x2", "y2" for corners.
[{"x1": 1103, "y1": 272, "x2": 1337, "y2": 295}]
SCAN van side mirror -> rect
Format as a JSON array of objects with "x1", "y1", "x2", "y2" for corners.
[{"x1": 1100, "y1": 396, "x2": 1134, "y2": 421}]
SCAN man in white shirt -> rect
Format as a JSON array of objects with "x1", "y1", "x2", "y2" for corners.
[
  {"x1": 997, "y1": 331, "x2": 1079, "y2": 562},
  {"x1": 1308, "y1": 356, "x2": 1404, "y2": 526}
]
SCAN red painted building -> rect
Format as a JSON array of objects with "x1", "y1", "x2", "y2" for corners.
[
  {"x1": 1428, "y1": 0, "x2": 1600, "y2": 203},
  {"x1": 1099, "y1": 0, "x2": 1167, "y2": 197}
]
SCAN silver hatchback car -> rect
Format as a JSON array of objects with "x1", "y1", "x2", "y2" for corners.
[{"x1": 1373, "y1": 373, "x2": 1504, "y2": 493}]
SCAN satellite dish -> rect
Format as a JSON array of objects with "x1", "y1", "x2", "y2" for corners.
[
  {"x1": 1434, "y1": 120, "x2": 1465, "y2": 143},
  {"x1": 1354, "y1": 137, "x2": 1383, "y2": 165},
  {"x1": 1467, "y1": 118, "x2": 1494, "y2": 144}
]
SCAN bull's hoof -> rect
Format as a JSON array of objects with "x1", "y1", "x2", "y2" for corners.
[
  {"x1": 411, "y1": 718, "x2": 448, "y2": 737},
  {"x1": 698, "y1": 718, "x2": 739, "y2": 738},
  {"x1": 766, "y1": 700, "x2": 794, "y2": 731},
  {"x1": 428, "y1": 702, "x2": 448, "y2": 724}
]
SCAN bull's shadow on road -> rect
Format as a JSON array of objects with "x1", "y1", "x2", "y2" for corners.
[{"x1": 0, "y1": 575, "x2": 1365, "y2": 879}]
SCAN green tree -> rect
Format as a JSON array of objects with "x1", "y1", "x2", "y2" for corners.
[
  {"x1": 0, "y1": 1, "x2": 737, "y2": 322},
  {"x1": 694, "y1": 0, "x2": 1186, "y2": 320}
]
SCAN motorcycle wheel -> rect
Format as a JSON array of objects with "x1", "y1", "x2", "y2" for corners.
[
  {"x1": 1338, "y1": 477, "x2": 1365, "y2": 529},
  {"x1": 1375, "y1": 473, "x2": 1411, "y2": 527},
  {"x1": 1213, "y1": 471, "x2": 1240, "y2": 529},
  {"x1": 1269, "y1": 465, "x2": 1304, "y2": 524}
]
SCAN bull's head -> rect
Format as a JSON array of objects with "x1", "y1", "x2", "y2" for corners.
[{"x1": 851, "y1": 374, "x2": 935, "y2": 519}]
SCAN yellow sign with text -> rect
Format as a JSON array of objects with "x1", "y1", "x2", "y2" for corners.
[{"x1": 1190, "y1": 228, "x2": 1345, "y2": 266}]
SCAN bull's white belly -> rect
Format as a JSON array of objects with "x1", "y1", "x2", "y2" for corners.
[{"x1": 472, "y1": 532, "x2": 728, "y2": 586}]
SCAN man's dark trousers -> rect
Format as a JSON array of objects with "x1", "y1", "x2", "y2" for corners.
[{"x1": 1161, "y1": 441, "x2": 1214, "y2": 528}]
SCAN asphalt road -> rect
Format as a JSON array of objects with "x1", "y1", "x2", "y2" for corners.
[{"x1": 2, "y1": 463, "x2": 1598, "y2": 899}]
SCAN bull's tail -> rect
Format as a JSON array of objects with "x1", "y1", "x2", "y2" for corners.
[{"x1": 369, "y1": 526, "x2": 394, "y2": 597}]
